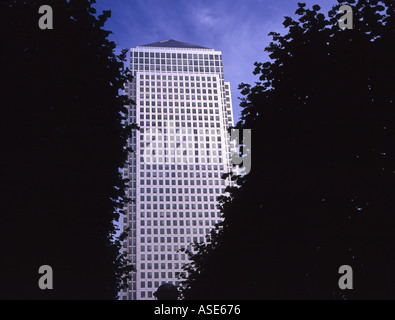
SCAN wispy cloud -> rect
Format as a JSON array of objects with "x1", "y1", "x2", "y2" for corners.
[{"x1": 194, "y1": 6, "x2": 220, "y2": 28}]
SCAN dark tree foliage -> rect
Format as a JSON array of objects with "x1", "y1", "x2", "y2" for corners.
[
  {"x1": 0, "y1": 0, "x2": 134, "y2": 299},
  {"x1": 181, "y1": 0, "x2": 394, "y2": 300}
]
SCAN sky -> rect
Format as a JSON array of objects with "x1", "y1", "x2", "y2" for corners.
[{"x1": 93, "y1": 0, "x2": 336, "y2": 122}]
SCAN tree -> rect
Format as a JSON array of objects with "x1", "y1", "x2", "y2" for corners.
[
  {"x1": 0, "y1": 0, "x2": 134, "y2": 299},
  {"x1": 180, "y1": 0, "x2": 395, "y2": 300}
]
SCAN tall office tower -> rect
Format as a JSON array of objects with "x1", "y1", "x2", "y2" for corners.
[{"x1": 120, "y1": 40, "x2": 234, "y2": 300}]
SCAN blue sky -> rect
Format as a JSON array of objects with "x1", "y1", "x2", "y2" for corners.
[{"x1": 94, "y1": 0, "x2": 336, "y2": 122}]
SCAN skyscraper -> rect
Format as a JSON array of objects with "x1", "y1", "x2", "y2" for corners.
[{"x1": 120, "y1": 40, "x2": 234, "y2": 300}]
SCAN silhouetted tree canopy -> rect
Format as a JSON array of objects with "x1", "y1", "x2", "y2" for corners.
[
  {"x1": 181, "y1": 0, "x2": 394, "y2": 300},
  {"x1": 1, "y1": 0, "x2": 134, "y2": 299}
]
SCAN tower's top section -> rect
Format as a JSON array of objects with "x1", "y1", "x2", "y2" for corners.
[{"x1": 138, "y1": 39, "x2": 210, "y2": 50}]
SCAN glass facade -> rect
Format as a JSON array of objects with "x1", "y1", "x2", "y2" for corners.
[{"x1": 120, "y1": 41, "x2": 234, "y2": 300}]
